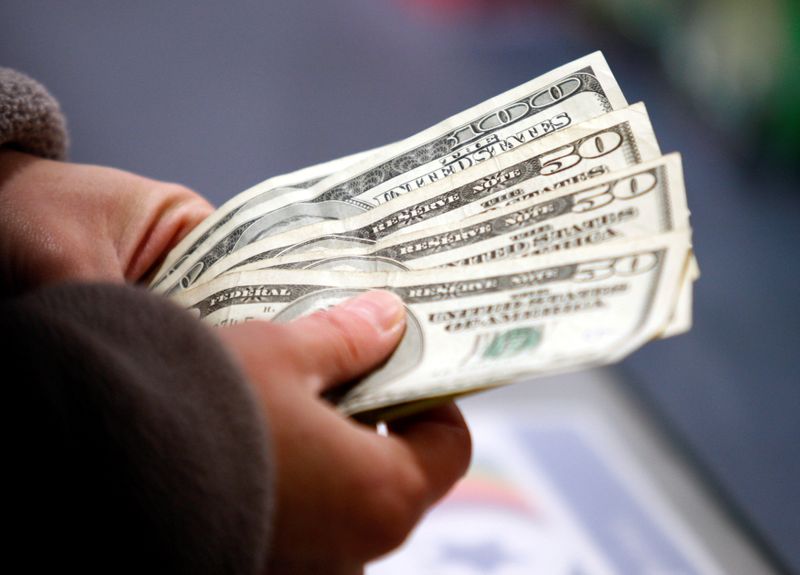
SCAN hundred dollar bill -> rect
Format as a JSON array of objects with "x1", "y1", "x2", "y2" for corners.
[
  {"x1": 234, "y1": 154, "x2": 688, "y2": 273},
  {"x1": 200, "y1": 103, "x2": 659, "y2": 280},
  {"x1": 151, "y1": 145, "x2": 388, "y2": 288},
  {"x1": 155, "y1": 51, "x2": 628, "y2": 293},
  {"x1": 172, "y1": 231, "x2": 690, "y2": 419}
]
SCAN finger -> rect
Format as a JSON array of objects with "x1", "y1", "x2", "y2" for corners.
[
  {"x1": 327, "y1": 401, "x2": 471, "y2": 556},
  {"x1": 387, "y1": 402, "x2": 472, "y2": 505},
  {"x1": 281, "y1": 289, "x2": 406, "y2": 393},
  {"x1": 123, "y1": 181, "x2": 214, "y2": 282}
]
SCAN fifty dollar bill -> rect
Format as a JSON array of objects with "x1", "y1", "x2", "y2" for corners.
[
  {"x1": 173, "y1": 231, "x2": 691, "y2": 420},
  {"x1": 235, "y1": 154, "x2": 688, "y2": 273},
  {"x1": 198, "y1": 103, "x2": 659, "y2": 283},
  {"x1": 231, "y1": 153, "x2": 696, "y2": 338}
]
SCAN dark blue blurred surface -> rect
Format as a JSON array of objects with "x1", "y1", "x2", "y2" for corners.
[{"x1": 2, "y1": 1, "x2": 797, "y2": 569}]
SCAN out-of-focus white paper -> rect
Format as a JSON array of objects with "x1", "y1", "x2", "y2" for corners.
[{"x1": 368, "y1": 370, "x2": 727, "y2": 575}]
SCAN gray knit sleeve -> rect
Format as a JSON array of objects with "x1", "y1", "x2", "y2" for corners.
[
  {"x1": 3, "y1": 282, "x2": 273, "y2": 573},
  {"x1": 0, "y1": 67, "x2": 68, "y2": 160}
]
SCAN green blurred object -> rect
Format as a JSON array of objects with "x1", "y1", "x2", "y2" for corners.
[
  {"x1": 767, "y1": 0, "x2": 800, "y2": 163},
  {"x1": 576, "y1": 0, "x2": 800, "y2": 164}
]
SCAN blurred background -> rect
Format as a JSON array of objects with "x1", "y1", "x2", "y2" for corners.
[{"x1": 2, "y1": 0, "x2": 798, "y2": 570}]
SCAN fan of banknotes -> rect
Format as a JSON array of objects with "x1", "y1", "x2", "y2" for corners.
[{"x1": 151, "y1": 52, "x2": 698, "y2": 421}]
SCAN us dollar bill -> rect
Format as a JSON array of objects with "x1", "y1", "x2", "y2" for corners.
[
  {"x1": 660, "y1": 250, "x2": 696, "y2": 338},
  {"x1": 234, "y1": 154, "x2": 687, "y2": 273},
  {"x1": 232, "y1": 153, "x2": 697, "y2": 338},
  {"x1": 150, "y1": 145, "x2": 388, "y2": 289},
  {"x1": 198, "y1": 103, "x2": 659, "y2": 281},
  {"x1": 154, "y1": 51, "x2": 628, "y2": 293},
  {"x1": 171, "y1": 231, "x2": 691, "y2": 419}
]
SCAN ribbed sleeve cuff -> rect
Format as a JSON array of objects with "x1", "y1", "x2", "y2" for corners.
[{"x1": 0, "y1": 67, "x2": 68, "y2": 160}]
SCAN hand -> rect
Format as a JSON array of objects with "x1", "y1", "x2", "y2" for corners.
[
  {"x1": 217, "y1": 290, "x2": 472, "y2": 575},
  {"x1": 0, "y1": 149, "x2": 212, "y2": 294}
]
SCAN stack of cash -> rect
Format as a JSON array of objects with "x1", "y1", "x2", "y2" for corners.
[{"x1": 151, "y1": 52, "x2": 697, "y2": 421}]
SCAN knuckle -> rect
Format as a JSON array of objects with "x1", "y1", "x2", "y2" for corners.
[
  {"x1": 158, "y1": 181, "x2": 197, "y2": 199},
  {"x1": 151, "y1": 181, "x2": 208, "y2": 212},
  {"x1": 312, "y1": 309, "x2": 365, "y2": 371},
  {"x1": 155, "y1": 182, "x2": 213, "y2": 224}
]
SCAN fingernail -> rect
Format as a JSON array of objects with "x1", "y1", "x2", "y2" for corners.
[{"x1": 339, "y1": 290, "x2": 405, "y2": 334}]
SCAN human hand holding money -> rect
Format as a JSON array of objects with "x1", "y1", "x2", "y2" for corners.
[
  {"x1": 215, "y1": 289, "x2": 471, "y2": 573},
  {"x1": 156, "y1": 52, "x2": 697, "y2": 420}
]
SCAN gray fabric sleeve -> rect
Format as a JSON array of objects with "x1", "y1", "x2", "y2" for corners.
[
  {"x1": 3, "y1": 282, "x2": 273, "y2": 574},
  {"x1": 0, "y1": 67, "x2": 68, "y2": 160}
]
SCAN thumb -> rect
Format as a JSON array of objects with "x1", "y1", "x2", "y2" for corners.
[{"x1": 282, "y1": 289, "x2": 406, "y2": 394}]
